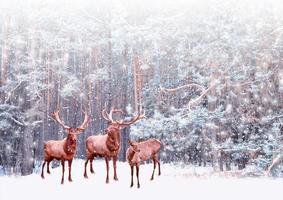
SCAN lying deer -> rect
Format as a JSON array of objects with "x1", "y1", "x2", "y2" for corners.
[
  {"x1": 126, "y1": 139, "x2": 161, "y2": 188},
  {"x1": 83, "y1": 107, "x2": 145, "y2": 183},
  {"x1": 41, "y1": 109, "x2": 89, "y2": 184}
]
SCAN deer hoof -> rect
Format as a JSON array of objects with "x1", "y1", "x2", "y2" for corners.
[
  {"x1": 68, "y1": 178, "x2": 73, "y2": 182},
  {"x1": 130, "y1": 184, "x2": 133, "y2": 188},
  {"x1": 84, "y1": 174, "x2": 88, "y2": 179},
  {"x1": 106, "y1": 179, "x2": 109, "y2": 184},
  {"x1": 41, "y1": 175, "x2": 45, "y2": 179},
  {"x1": 114, "y1": 177, "x2": 118, "y2": 181}
]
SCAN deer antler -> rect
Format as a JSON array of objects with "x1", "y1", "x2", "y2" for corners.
[
  {"x1": 102, "y1": 108, "x2": 111, "y2": 122},
  {"x1": 102, "y1": 107, "x2": 125, "y2": 123},
  {"x1": 77, "y1": 109, "x2": 90, "y2": 132},
  {"x1": 115, "y1": 110, "x2": 146, "y2": 126},
  {"x1": 52, "y1": 109, "x2": 70, "y2": 129}
]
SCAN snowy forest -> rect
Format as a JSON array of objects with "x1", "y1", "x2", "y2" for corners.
[{"x1": 0, "y1": 0, "x2": 283, "y2": 182}]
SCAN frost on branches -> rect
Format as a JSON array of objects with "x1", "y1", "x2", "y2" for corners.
[{"x1": 0, "y1": 0, "x2": 282, "y2": 177}]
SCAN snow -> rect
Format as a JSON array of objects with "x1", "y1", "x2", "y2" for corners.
[
  {"x1": 1, "y1": 159, "x2": 283, "y2": 200},
  {"x1": 0, "y1": 0, "x2": 283, "y2": 197}
]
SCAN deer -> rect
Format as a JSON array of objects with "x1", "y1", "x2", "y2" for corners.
[
  {"x1": 83, "y1": 107, "x2": 145, "y2": 183},
  {"x1": 41, "y1": 108, "x2": 89, "y2": 184},
  {"x1": 126, "y1": 138, "x2": 161, "y2": 188}
]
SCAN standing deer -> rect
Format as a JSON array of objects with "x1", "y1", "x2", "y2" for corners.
[
  {"x1": 83, "y1": 107, "x2": 145, "y2": 183},
  {"x1": 41, "y1": 109, "x2": 89, "y2": 184},
  {"x1": 126, "y1": 139, "x2": 161, "y2": 188}
]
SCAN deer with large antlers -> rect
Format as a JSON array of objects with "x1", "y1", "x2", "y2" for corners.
[
  {"x1": 83, "y1": 107, "x2": 145, "y2": 183},
  {"x1": 41, "y1": 109, "x2": 89, "y2": 184},
  {"x1": 126, "y1": 139, "x2": 161, "y2": 188}
]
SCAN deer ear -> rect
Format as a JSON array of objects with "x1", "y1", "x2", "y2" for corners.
[
  {"x1": 118, "y1": 124, "x2": 127, "y2": 130},
  {"x1": 128, "y1": 140, "x2": 133, "y2": 146},
  {"x1": 75, "y1": 128, "x2": 84, "y2": 134}
]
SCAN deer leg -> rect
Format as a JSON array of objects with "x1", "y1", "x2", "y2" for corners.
[
  {"x1": 41, "y1": 161, "x2": 46, "y2": 179},
  {"x1": 105, "y1": 157, "x2": 109, "y2": 184},
  {"x1": 47, "y1": 158, "x2": 53, "y2": 174},
  {"x1": 61, "y1": 159, "x2": 65, "y2": 184},
  {"x1": 151, "y1": 158, "x2": 157, "y2": 180},
  {"x1": 84, "y1": 158, "x2": 89, "y2": 178},
  {"x1": 130, "y1": 165, "x2": 134, "y2": 188},
  {"x1": 154, "y1": 154, "x2": 161, "y2": 176},
  {"x1": 157, "y1": 159, "x2": 161, "y2": 176},
  {"x1": 113, "y1": 156, "x2": 118, "y2": 181},
  {"x1": 68, "y1": 159, "x2": 73, "y2": 182},
  {"x1": 90, "y1": 156, "x2": 95, "y2": 174},
  {"x1": 136, "y1": 165, "x2": 140, "y2": 188}
]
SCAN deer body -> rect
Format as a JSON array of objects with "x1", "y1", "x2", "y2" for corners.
[
  {"x1": 86, "y1": 132, "x2": 120, "y2": 158},
  {"x1": 128, "y1": 139, "x2": 161, "y2": 162},
  {"x1": 44, "y1": 136, "x2": 77, "y2": 160},
  {"x1": 83, "y1": 108, "x2": 144, "y2": 183},
  {"x1": 127, "y1": 139, "x2": 161, "y2": 188},
  {"x1": 41, "y1": 109, "x2": 89, "y2": 184}
]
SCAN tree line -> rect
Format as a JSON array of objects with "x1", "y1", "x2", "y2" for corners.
[{"x1": 0, "y1": 0, "x2": 282, "y2": 176}]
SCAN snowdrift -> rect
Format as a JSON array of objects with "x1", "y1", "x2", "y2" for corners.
[{"x1": 0, "y1": 160, "x2": 282, "y2": 200}]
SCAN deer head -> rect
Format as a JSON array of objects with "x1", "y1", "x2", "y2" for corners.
[
  {"x1": 41, "y1": 108, "x2": 89, "y2": 184},
  {"x1": 101, "y1": 107, "x2": 145, "y2": 152},
  {"x1": 128, "y1": 140, "x2": 140, "y2": 153},
  {"x1": 52, "y1": 109, "x2": 89, "y2": 151},
  {"x1": 128, "y1": 140, "x2": 141, "y2": 163}
]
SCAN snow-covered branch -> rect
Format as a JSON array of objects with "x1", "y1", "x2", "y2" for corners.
[
  {"x1": 10, "y1": 116, "x2": 26, "y2": 127},
  {"x1": 4, "y1": 81, "x2": 24, "y2": 104},
  {"x1": 161, "y1": 81, "x2": 219, "y2": 112}
]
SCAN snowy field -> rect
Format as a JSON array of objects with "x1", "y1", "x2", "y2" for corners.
[{"x1": 0, "y1": 160, "x2": 283, "y2": 200}]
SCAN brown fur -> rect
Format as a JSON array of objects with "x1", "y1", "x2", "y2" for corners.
[
  {"x1": 83, "y1": 124, "x2": 124, "y2": 183},
  {"x1": 41, "y1": 110, "x2": 89, "y2": 184},
  {"x1": 126, "y1": 138, "x2": 161, "y2": 188},
  {"x1": 84, "y1": 108, "x2": 145, "y2": 183}
]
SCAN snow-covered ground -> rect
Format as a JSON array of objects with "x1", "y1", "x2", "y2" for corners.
[{"x1": 0, "y1": 160, "x2": 282, "y2": 200}]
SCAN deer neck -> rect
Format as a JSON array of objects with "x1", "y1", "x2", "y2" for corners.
[
  {"x1": 63, "y1": 135, "x2": 77, "y2": 155},
  {"x1": 106, "y1": 132, "x2": 120, "y2": 153},
  {"x1": 127, "y1": 150, "x2": 135, "y2": 163},
  {"x1": 127, "y1": 149, "x2": 140, "y2": 164}
]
